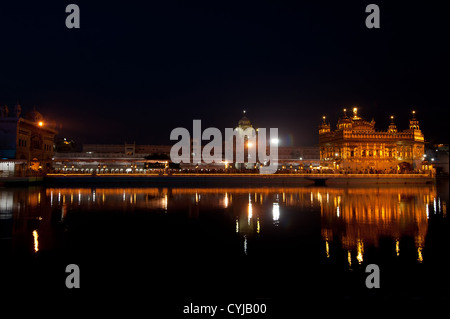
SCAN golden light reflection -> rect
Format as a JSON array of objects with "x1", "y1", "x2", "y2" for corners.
[
  {"x1": 356, "y1": 239, "x2": 364, "y2": 264},
  {"x1": 395, "y1": 239, "x2": 400, "y2": 257},
  {"x1": 32, "y1": 230, "x2": 39, "y2": 253},
  {"x1": 325, "y1": 240, "x2": 330, "y2": 258},
  {"x1": 319, "y1": 185, "x2": 437, "y2": 256},
  {"x1": 42, "y1": 185, "x2": 444, "y2": 260},
  {"x1": 224, "y1": 192, "x2": 228, "y2": 208},
  {"x1": 347, "y1": 251, "x2": 352, "y2": 267},
  {"x1": 417, "y1": 247, "x2": 423, "y2": 263}
]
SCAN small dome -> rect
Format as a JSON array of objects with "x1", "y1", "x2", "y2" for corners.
[
  {"x1": 25, "y1": 109, "x2": 44, "y2": 122},
  {"x1": 239, "y1": 116, "x2": 250, "y2": 125}
]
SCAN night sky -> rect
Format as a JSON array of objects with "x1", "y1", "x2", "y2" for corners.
[{"x1": 0, "y1": 0, "x2": 449, "y2": 146}]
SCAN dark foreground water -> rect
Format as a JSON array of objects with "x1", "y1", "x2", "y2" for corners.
[{"x1": 1, "y1": 181, "x2": 449, "y2": 315}]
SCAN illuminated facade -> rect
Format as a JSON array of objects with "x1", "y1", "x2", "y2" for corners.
[
  {"x1": 319, "y1": 108, "x2": 425, "y2": 173},
  {"x1": 0, "y1": 104, "x2": 57, "y2": 175}
]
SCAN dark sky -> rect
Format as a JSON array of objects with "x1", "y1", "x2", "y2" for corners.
[{"x1": 0, "y1": 0, "x2": 449, "y2": 146}]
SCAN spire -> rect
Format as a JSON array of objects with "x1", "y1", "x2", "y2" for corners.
[
  {"x1": 409, "y1": 110, "x2": 420, "y2": 131},
  {"x1": 319, "y1": 115, "x2": 330, "y2": 134},
  {"x1": 388, "y1": 115, "x2": 397, "y2": 133},
  {"x1": 351, "y1": 106, "x2": 362, "y2": 120}
]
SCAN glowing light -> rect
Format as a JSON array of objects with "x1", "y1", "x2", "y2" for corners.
[
  {"x1": 347, "y1": 251, "x2": 352, "y2": 267},
  {"x1": 247, "y1": 142, "x2": 253, "y2": 147},
  {"x1": 356, "y1": 239, "x2": 364, "y2": 264},
  {"x1": 272, "y1": 202, "x2": 280, "y2": 225},
  {"x1": 256, "y1": 217, "x2": 260, "y2": 234},
  {"x1": 235, "y1": 218, "x2": 239, "y2": 233},
  {"x1": 395, "y1": 239, "x2": 400, "y2": 257},
  {"x1": 417, "y1": 247, "x2": 423, "y2": 263},
  {"x1": 270, "y1": 138, "x2": 279, "y2": 145},
  {"x1": 248, "y1": 194, "x2": 252, "y2": 224},
  {"x1": 325, "y1": 240, "x2": 330, "y2": 258},
  {"x1": 244, "y1": 235, "x2": 248, "y2": 255},
  {"x1": 224, "y1": 192, "x2": 228, "y2": 208},
  {"x1": 38, "y1": 121, "x2": 44, "y2": 127},
  {"x1": 32, "y1": 230, "x2": 39, "y2": 253}
]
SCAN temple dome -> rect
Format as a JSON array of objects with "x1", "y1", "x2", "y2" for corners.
[{"x1": 25, "y1": 109, "x2": 44, "y2": 123}]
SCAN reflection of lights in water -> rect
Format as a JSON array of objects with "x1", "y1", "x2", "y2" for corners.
[
  {"x1": 32, "y1": 230, "x2": 39, "y2": 253},
  {"x1": 195, "y1": 192, "x2": 199, "y2": 204},
  {"x1": 336, "y1": 206, "x2": 340, "y2": 217},
  {"x1": 58, "y1": 192, "x2": 61, "y2": 204},
  {"x1": 272, "y1": 202, "x2": 280, "y2": 225},
  {"x1": 356, "y1": 240, "x2": 364, "y2": 264},
  {"x1": 310, "y1": 192, "x2": 313, "y2": 205},
  {"x1": 78, "y1": 191, "x2": 81, "y2": 204},
  {"x1": 50, "y1": 191, "x2": 53, "y2": 206},
  {"x1": 416, "y1": 236, "x2": 424, "y2": 263},
  {"x1": 248, "y1": 195, "x2": 252, "y2": 225},
  {"x1": 244, "y1": 235, "x2": 248, "y2": 255},
  {"x1": 326, "y1": 192, "x2": 329, "y2": 203},
  {"x1": 123, "y1": 192, "x2": 126, "y2": 202},
  {"x1": 236, "y1": 218, "x2": 239, "y2": 233},
  {"x1": 164, "y1": 194, "x2": 168, "y2": 211},
  {"x1": 93, "y1": 190, "x2": 96, "y2": 202},
  {"x1": 38, "y1": 192, "x2": 41, "y2": 204},
  {"x1": 426, "y1": 204, "x2": 429, "y2": 219},
  {"x1": 61, "y1": 206, "x2": 67, "y2": 221},
  {"x1": 434, "y1": 198, "x2": 437, "y2": 213},
  {"x1": 347, "y1": 251, "x2": 352, "y2": 267},
  {"x1": 70, "y1": 193, "x2": 73, "y2": 204},
  {"x1": 256, "y1": 218, "x2": 260, "y2": 234},
  {"x1": 224, "y1": 192, "x2": 228, "y2": 208},
  {"x1": 417, "y1": 247, "x2": 423, "y2": 263},
  {"x1": 325, "y1": 240, "x2": 330, "y2": 258},
  {"x1": 395, "y1": 239, "x2": 400, "y2": 257}
]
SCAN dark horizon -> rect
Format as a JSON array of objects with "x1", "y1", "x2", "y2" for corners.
[{"x1": 1, "y1": 0, "x2": 449, "y2": 146}]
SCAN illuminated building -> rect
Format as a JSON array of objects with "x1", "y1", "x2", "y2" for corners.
[
  {"x1": 233, "y1": 111, "x2": 320, "y2": 169},
  {"x1": 0, "y1": 104, "x2": 57, "y2": 175},
  {"x1": 53, "y1": 112, "x2": 320, "y2": 172},
  {"x1": 319, "y1": 108, "x2": 426, "y2": 173},
  {"x1": 53, "y1": 143, "x2": 172, "y2": 173}
]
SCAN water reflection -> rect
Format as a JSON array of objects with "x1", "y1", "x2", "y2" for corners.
[{"x1": 0, "y1": 185, "x2": 447, "y2": 266}]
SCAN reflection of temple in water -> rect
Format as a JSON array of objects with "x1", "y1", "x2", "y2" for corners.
[
  {"x1": 1, "y1": 186, "x2": 446, "y2": 262},
  {"x1": 319, "y1": 186, "x2": 444, "y2": 264}
]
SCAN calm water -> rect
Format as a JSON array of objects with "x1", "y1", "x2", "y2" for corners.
[{"x1": 1, "y1": 181, "x2": 449, "y2": 313}]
